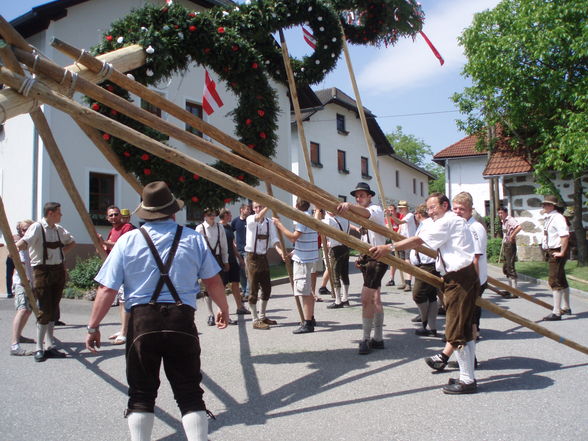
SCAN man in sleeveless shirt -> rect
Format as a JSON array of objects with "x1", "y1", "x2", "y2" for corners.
[
  {"x1": 371, "y1": 193, "x2": 479, "y2": 394},
  {"x1": 245, "y1": 201, "x2": 284, "y2": 330},
  {"x1": 17, "y1": 202, "x2": 76, "y2": 362},
  {"x1": 86, "y1": 181, "x2": 229, "y2": 441}
]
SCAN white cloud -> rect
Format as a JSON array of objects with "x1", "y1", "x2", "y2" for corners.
[{"x1": 358, "y1": 0, "x2": 501, "y2": 94}]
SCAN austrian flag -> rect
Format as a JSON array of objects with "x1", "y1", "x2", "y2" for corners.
[
  {"x1": 202, "y1": 70, "x2": 224, "y2": 116},
  {"x1": 302, "y1": 26, "x2": 316, "y2": 49}
]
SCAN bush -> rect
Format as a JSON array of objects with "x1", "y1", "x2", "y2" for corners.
[
  {"x1": 487, "y1": 238, "x2": 503, "y2": 263},
  {"x1": 63, "y1": 286, "x2": 86, "y2": 299},
  {"x1": 68, "y1": 256, "x2": 103, "y2": 290}
]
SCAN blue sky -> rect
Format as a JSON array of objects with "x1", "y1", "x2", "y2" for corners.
[{"x1": 3, "y1": 0, "x2": 501, "y2": 156}]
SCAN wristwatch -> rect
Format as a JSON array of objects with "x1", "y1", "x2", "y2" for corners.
[{"x1": 87, "y1": 326, "x2": 100, "y2": 334}]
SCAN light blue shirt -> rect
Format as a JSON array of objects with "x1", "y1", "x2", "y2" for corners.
[
  {"x1": 95, "y1": 219, "x2": 220, "y2": 310},
  {"x1": 293, "y1": 211, "x2": 318, "y2": 263}
]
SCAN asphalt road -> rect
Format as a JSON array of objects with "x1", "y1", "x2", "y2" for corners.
[{"x1": 1, "y1": 265, "x2": 587, "y2": 441}]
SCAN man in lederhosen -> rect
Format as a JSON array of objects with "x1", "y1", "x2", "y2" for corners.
[
  {"x1": 85, "y1": 181, "x2": 229, "y2": 441},
  {"x1": 245, "y1": 201, "x2": 284, "y2": 330},
  {"x1": 497, "y1": 206, "x2": 522, "y2": 293},
  {"x1": 196, "y1": 208, "x2": 230, "y2": 326},
  {"x1": 17, "y1": 202, "x2": 76, "y2": 362},
  {"x1": 337, "y1": 182, "x2": 387, "y2": 355},
  {"x1": 323, "y1": 210, "x2": 351, "y2": 309},
  {"x1": 371, "y1": 192, "x2": 479, "y2": 394}
]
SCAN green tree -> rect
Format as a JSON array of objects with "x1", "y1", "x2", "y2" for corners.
[
  {"x1": 453, "y1": 0, "x2": 588, "y2": 265},
  {"x1": 386, "y1": 125, "x2": 445, "y2": 195}
]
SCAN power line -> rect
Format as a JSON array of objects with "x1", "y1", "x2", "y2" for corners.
[{"x1": 306, "y1": 109, "x2": 459, "y2": 123}]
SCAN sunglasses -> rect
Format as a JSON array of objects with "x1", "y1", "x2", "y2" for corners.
[{"x1": 108, "y1": 213, "x2": 121, "y2": 217}]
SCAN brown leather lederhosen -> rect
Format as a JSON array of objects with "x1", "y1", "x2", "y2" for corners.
[
  {"x1": 437, "y1": 250, "x2": 479, "y2": 347},
  {"x1": 357, "y1": 228, "x2": 388, "y2": 289},
  {"x1": 32, "y1": 223, "x2": 67, "y2": 324},
  {"x1": 246, "y1": 219, "x2": 272, "y2": 303},
  {"x1": 329, "y1": 217, "x2": 350, "y2": 288},
  {"x1": 543, "y1": 215, "x2": 570, "y2": 290}
]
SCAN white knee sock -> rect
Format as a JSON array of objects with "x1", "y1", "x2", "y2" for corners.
[
  {"x1": 427, "y1": 301, "x2": 438, "y2": 331},
  {"x1": 334, "y1": 287, "x2": 341, "y2": 304},
  {"x1": 455, "y1": 340, "x2": 476, "y2": 384},
  {"x1": 128, "y1": 412, "x2": 154, "y2": 441},
  {"x1": 362, "y1": 317, "x2": 373, "y2": 341},
  {"x1": 260, "y1": 300, "x2": 268, "y2": 318},
  {"x1": 373, "y1": 311, "x2": 384, "y2": 341},
  {"x1": 342, "y1": 285, "x2": 349, "y2": 302},
  {"x1": 36, "y1": 323, "x2": 48, "y2": 352},
  {"x1": 46, "y1": 321, "x2": 56, "y2": 347},
  {"x1": 416, "y1": 302, "x2": 429, "y2": 325},
  {"x1": 561, "y1": 287, "x2": 570, "y2": 309},
  {"x1": 181, "y1": 411, "x2": 208, "y2": 441},
  {"x1": 512, "y1": 278, "x2": 518, "y2": 290},
  {"x1": 552, "y1": 290, "x2": 562, "y2": 314}
]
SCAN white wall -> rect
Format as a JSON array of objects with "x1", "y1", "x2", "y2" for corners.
[{"x1": 445, "y1": 156, "x2": 497, "y2": 216}]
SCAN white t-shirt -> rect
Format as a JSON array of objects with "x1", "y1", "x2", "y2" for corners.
[
  {"x1": 323, "y1": 213, "x2": 350, "y2": 248},
  {"x1": 468, "y1": 217, "x2": 487, "y2": 285},
  {"x1": 400, "y1": 212, "x2": 417, "y2": 237},
  {"x1": 541, "y1": 211, "x2": 569, "y2": 249},
  {"x1": 195, "y1": 221, "x2": 229, "y2": 264},
  {"x1": 245, "y1": 215, "x2": 279, "y2": 255},
  {"x1": 293, "y1": 211, "x2": 318, "y2": 263},
  {"x1": 361, "y1": 204, "x2": 386, "y2": 247}
]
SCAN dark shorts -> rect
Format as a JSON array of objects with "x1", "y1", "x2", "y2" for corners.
[
  {"x1": 545, "y1": 248, "x2": 569, "y2": 290},
  {"x1": 32, "y1": 264, "x2": 66, "y2": 325},
  {"x1": 246, "y1": 253, "x2": 271, "y2": 302},
  {"x1": 329, "y1": 245, "x2": 350, "y2": 288},
  {"x1": 502, "y1": 241, "x2": 518, "y2": 279},
  {"x1": 397, "y1": 250, "x2": 407, "y2": 260},
  {"x1": 126, "y1": 303, "x2": 205, "y2": 416},
  {"x1": 412, "y1": 263, "x2": 439, "y2": 304},
  {"x1": 221, "y1": 258, "x2": 241, "y2": 284},
  {"x1": 358, "y1": 255, "x2": 388, "y2": 289},
  {"x1": 442, "y1": 263, "x2": 479, "y2": 347}
]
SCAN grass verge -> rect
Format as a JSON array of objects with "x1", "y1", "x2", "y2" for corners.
[{"x1": 514, "y1": 261, "x2": 588, "y2": 292}]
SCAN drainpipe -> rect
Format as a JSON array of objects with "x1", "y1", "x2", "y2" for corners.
[{"x1": 32, "y1": 127, "x2": 38, "y2": 220}]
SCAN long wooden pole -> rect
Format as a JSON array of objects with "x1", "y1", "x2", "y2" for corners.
[
  {"x1": 2, "y1": 67, "x2": 584, "y2": 356},
  {"x1": 0, "y1": 42, "x2": 107, "y2": 260},
  {"x1": 278, "y1": 30, "x2": 337, "y2": 297},
  {"x1": 0, "y1": 197, "x2": 39, "y2": 317}
]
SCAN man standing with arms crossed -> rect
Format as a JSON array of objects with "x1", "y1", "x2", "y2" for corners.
[
  {"x1": 86, "y1": 182, "x2": 229, "y2": 441},
  {"x1": 338, "y1": 182, "x2": 387, "y2": 355},
  {"x1": 371, "y1": 193, "x2": 479, "y2": 394},
  {"x1": 17, "y1": 202, "x2": 76, "y2": 362}
]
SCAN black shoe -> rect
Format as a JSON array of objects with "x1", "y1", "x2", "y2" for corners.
[
  {"x1": 7, "y1": 294, "x2": 14, "y2": 298},
  {"x1": 442, "y1": 380, "x2": 477, "y2": 395},
  {"x1": 369, "y1": 338, "x2": 384, "y2": 349},
  {"x1": 411, "y1": 315, "x2": 422, "y2": 323},
  {"x1": 45, "y1": 347, "x2": 66, "y2": 358},
  {"x1": 34, "y1": 350, "x2": 47, "y2": 362},
  {"x1": 385, "y1": 280, "x2": 395, "y2": 287},
  {"x1": 310, "y1": 316, "x2": 316, "y2": 327},
  {"x1": 340, "y1": 300, "x2": 350, "y2": 307},
  {"x1": 415, "y1": 328, "x2": 432, "y2": 336},
  {"x1": 358, "y1": 339, "x2": 370, "y2": 355},
  {"x1": 54, "y1": 320, "x2": 66, "y2": 326},
  {"x1": 327, "y1": 302, "x2": 343, "y2": 309},
  {"x1": 425, "y1": 353, "x2": 448, "y2": 371},
  {"x1": 543, "y1": 313, "x2": 561, "y2": 321},
  {"x1": 293, "y1": 321, "x2": 315, "y2": 334},
  {"x1": 19, "y1": 336, "x2": 35, "y2": 344},
  {"x1": 318, "y1": 287, "x2": 331, "y2": 295},
  {"x1": 207, "y1": 315, "x2": 215, "y2": 326}
]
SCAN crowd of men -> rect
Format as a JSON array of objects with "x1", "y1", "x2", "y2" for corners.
[{"x1": 2, "y1": 180, "x2": 573, "y2": 440}]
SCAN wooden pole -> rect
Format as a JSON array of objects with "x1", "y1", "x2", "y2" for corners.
[
  {"x1": 0, "y1": 197, "x2": 39, "y2": 317},
  {"x1": 278, "y1": 30, "x2": 337, "y2": 297},
  {"x1": 0, "y1": 42, "x2": 107, "y2": 260},
  {"x1": 3, "y1": 67, "x2": 585, "y2": 356}
]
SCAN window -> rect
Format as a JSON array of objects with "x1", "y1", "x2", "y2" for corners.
[
  {"x1": 337, "y1": 150, "x2": 349, "y2": 174},
  {"x1": 420, "y1": 181, "x2": 424, "y2": 197},
  {"x1": 395, "y1": 170, "x2": 400, "y2": 188},
  {"x1": 338, "y1": 195, "x2": 347, "y2": 202},
  {"x1": 141, "y1": 98, "x2": 162, "y2": 118},
  {"x1": 186, "y1": 203, "x2": 203, "y2": 223},
  {"x1": 361, "y1": 156, "x2": 371, "y2": 179},
  {"x1": 336, "y1": 113, "x2": 348, "y2": 134},
  {"x1": 89, "y1": 172, "x2": 115, "y2": 226},
  {"x1": 413, "y1": 178, "x2": 417, "y2": 194},
  {"x1": 310, "y1": 141, "x2": 322, "y2": 167},
  {"x1": 185, "y1": 101, "x2": 203, "y2": 137}
]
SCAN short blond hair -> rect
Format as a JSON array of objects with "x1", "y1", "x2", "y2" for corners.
[{"x1": 452, "y1": 192, "x2": 473, "y2": 209}]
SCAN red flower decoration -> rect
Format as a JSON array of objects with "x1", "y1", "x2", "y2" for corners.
[
  {"x1": 102, "y1": 133, "x2": 111, "y2": 141},
  {"x1": 143, "y1": 168, "x2": 152, "y2": 176},
  {"x1": 110, "y1": 109, "x2": 118, "y2": 116},
  {"x1": 191, "y1": 196, "x2": 199, "y2": 203},
  {"x1": 257, "y1": 110, "x2": 265, "y2": 117},
  {"x1": 106, "y1": 85, "x2": 115, "y2": 92},
  {"x1": 251, "y1": 62, "x2": 258, "y2": 69},
  {"x1": 237, "y1": 175, "x2": 244, "y2": 180},
  {"x1": 203, "y1": 48, "x2": 211, "y2": 54},
  {"x1": 178, "y1": 176, "x2": 186, "y2": 182},
  {"x1": 123, "y1": 151, "x2": 131, "y2": 157},
  {"x1": 161, "y1": 7, "x2": 168, "y2": 13},
  {"x1": 230, "y1": 82, "x2": 238, "y2": 88},
  {"x1": 232, "y1": 45, "x2": 239, "y2": 52},
  {"x1": 224, "y1": 198, "x2": 232, "y2": 203},
  {"x1": 217, "y1": 27, "x2": 225, "y2": 34},
  {"x1": 248, "y1": 144, "x2": 255, "y2": 149},
  {"x1": 141, "y1": 153, "x2": 150, "y2": 161},
  {"x1": 105, "y1": 35, "x2": 113, "y2": 42},
  {"x1": 91, "y1": 103, "x2": 100, "y2": 111},
  {"x1": 193, "y1": 174, "x2": 200, "y2": 180},
  {"x1": 189, "y1": 25, "x2": 197, "y2": 32},
  {"x1": 259, "y1": 132, "x2": 267, "y2": 139},
  {"x1": 188, "y1": 12, "x2": 196, "y2": 18},
  {"x1": 245, "y1": 119, "x2": 252, "y2": 125}
]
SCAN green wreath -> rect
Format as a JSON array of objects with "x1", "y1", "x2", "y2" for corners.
[{"x1": 89, "y1": 0, "x2": 423, "y2": 209}]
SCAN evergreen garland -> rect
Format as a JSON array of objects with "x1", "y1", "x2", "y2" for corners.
[{"x1": 89, "y1": 0, "x2": 423, "y2": 209}]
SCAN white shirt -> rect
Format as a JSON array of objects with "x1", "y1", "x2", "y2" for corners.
[
  {"x1": 195, "y1": 221, "x2": 228, "y2": 264},
  {"x1": 322, "y1": 213, "x2": 350, "y2": 247},
  {"x1": 419, "y1": 211, "x2": 475, "y2": 275},
  {"x1": 468, "y1": 217, "x2": 488, "y2": 285},
  {"x1": 12, "y1": 249, "x2": 33, "y2": 286},
  {"x1": 400, "y1": 212, "x2": 417, "y2": 237},
  {"x1": 409, "y1": 218, "x2": 436, "y2": 265},
  {"x1": 22, "y1": 219, "x2": 75, "y2": 266},
  {"x1": 542, "y1": 211, "x2": 569, "y2": 249},
  {"x1": 360, "y1": 204, "x2": 386, "y2": 246},
  {"x1": 245, "y1": 215, "x2": 279, "y2": 255}
]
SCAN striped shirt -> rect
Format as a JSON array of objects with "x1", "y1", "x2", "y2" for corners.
[{"x1": 292, "y1": 211, "x2": 319, "y2": 263}]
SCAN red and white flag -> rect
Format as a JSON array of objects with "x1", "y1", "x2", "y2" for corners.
[
  {"x1": 202, "y1": 70, "x2": 224, "y2": 116},
  {"x1": 302, "y1": 27, "x2": 316, "y2": 49},
  {"x1": 419, "y1": 31, "x2": 444, "y2": 66}
]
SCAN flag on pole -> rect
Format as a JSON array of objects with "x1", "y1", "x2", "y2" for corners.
[
  {"x1": 419, "y1": 31, "x2": 444, "y2": 66},
  {"x1": 302, "y1": 27, "x2": 316, "y2": 49},
  {"x1": 202, "y1": 70, "x2": 224, "y2": 116}
]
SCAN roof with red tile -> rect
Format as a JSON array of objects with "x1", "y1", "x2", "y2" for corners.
[
  {"x1": 433, "y1": 134, "x2": 487, "y2": 160},
  {"x1": 483, "y1": 150, "x2": 532, "y2": 176}
]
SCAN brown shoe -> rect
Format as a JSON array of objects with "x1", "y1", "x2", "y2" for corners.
[
  {"x1": 253, "y1": 319, "x2": 270, "y2": 330},
  {"x1": 262, "y1": 317, "x2": 277, "y2": 325}
]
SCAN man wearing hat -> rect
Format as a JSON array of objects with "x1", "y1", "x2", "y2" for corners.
[
  {"x1": 389, "y1": 200, "x2": 417, "y2": 292},
  {"x1": 337, "y1": 182, "x2": 387, "y2": 354},
  {"x1": 541, "y1": 195, "x2": 571, "y2": 321},
  {"x1": 85, "y1": 181, "x2": 229, "y2": 441}
]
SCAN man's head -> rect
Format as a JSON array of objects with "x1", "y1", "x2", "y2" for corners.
[
  {"x1": 219, "y1": 208, "x2": 232, "y2": 223},
  {"x1": 397, "y1": 200, "x2": 409, "y2": 214},
  {"x1": 252, "y1": 202, "x2": 265, "y2": 215},
  {"x1": 134, "y1": 181, "x2": 184, "y2": 220},
  {"x1": 240, "y1": 203, "x2": 251, "y2": 218},
  {"x1": 350, "y1": 182, "x2": 375, "y2": 208},
  {"x1": 295, "y1": 198, "x2": 310, "y2": 212},
  {"x1": 43, "y1": 202, "x2": 62, "y2": 224},
  {"x1": 202, "y1": 208, "x2": 219, "y2": 224},
  {"x1": 17, "y1": 219, "x2": 34, "y2": 237},
  {"x1": 106, "y1": 205, "x2": 122, "y2": 226},
  {"x1": 497, "y1": 207, "x2": 508, "y2": 221},
  {"x1": 452, "y1": 192, "x2": 474, "y2": 220},
  {"x1": 426, "y1": 192, "x2": 450, "y2": 221},
  {"x1": 414, "y1": 204, "x2": 428, "y2": 222},
  {"x1": 541, "y1": 195, "x2": 561, "y2": 214},
  {"x1": 120, "y1": 208, "x2": 131, "y2": 224}
]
